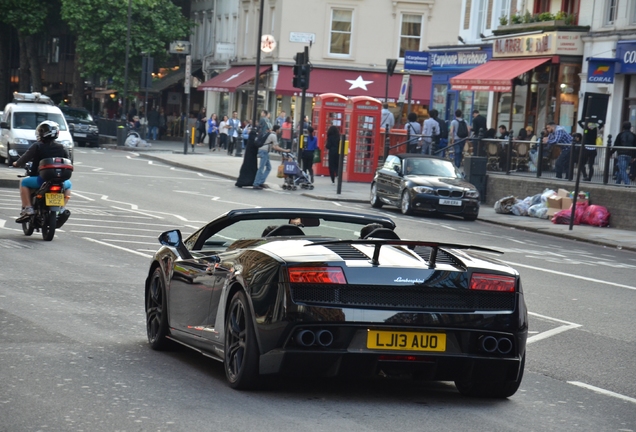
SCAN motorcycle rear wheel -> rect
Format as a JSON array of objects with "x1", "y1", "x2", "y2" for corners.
[
  {"x1": 42, "y1": 211, "x2": 57, "y2": 241},
  {"x1": 22, "y1": 218, "x2": 34, "y2": 236}
]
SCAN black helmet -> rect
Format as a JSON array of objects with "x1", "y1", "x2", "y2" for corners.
[{"x1": 36, "y1": 120, "x2": 60, "y2": 141}]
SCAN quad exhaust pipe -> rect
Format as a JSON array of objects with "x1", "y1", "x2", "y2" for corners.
[
  {"x1": 294, "y1": 329, "x2": 334, "y2": 347},
  {"x1": 479, "y1": 336, "x2": 513, "y2": 354}
]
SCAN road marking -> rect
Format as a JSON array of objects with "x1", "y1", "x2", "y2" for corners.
[
  {"x1": 71, "y1": 191, "x2": 95, "y2": 201},
  {"x1": 503, "y1": 260, "x2": 636, "y2": 291},
  {"x1": 110, "y1": 206, "x2": 164, "y2": 219},
  {"x1": 83, "y1": 237, "x2": 153, "y2": 258},
  {"x1": 568, "y1": 381, "x2": 636, "y2": 405},
  {"x1": 527, "y1": 312, "x2": 582, "y2": 344}
]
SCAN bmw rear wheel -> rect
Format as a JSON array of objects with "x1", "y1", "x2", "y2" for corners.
[
  {"x1": 146, "y1": 267, "x2": 172, "y2": 350},
  {"x1": 225, "y1": 290, "x2": 260, "y2": 389},
  {"x1": 400, "y1": 190, "x2": 413, "y2": 215},
  {"x1": 370, "y1": 183, "x2": 383, "y2": 208}
]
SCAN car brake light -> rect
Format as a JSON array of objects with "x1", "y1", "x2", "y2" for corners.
[
  {"x1": 288, "y1": 267, "x2": 347, "y2": 284},
  {"x1": 49, "y1": 185, "x2": 62, "y2": 192},
  {"x1": 470, "y1": 273, "x2": 516, "y2": 292}
]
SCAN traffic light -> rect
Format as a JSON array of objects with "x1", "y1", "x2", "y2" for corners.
[{"x1": 293, "y1": 48, "x2": 310, "y2": 90}]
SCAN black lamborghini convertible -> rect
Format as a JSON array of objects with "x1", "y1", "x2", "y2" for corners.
[{"x1": 145, "y1": 208, "x2": 527, "y2": 398}]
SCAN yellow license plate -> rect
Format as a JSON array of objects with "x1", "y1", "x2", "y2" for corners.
[
  {"x1": 45, "y1": 193, "x2": 65, "y2": 206},
  {"x1": 367, "y1": 330, "x2": 446, "y2": 352}
]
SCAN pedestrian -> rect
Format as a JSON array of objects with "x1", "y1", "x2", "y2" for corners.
[
  {"x1": 253, "y1": 125, "x2": 285, "y2": 189},
  {"x1": 158, "y1": 107, "x2": 167, "y2": 140},
  {"x1": 542, "y1": 121, "x2": 573, "y2": 179},
  {"x1": 471, "y1": 109, "x2": 487, "y2": 155},
  {"x1": 404, "y1": 112, "x2": 422, "y2": 154},
  {"x1": 127, "y1": 103, "x2": 137, "y2": 123},
  {"x1": 431, "y1": 109, "x2": 447, "y2": 156},
  {"x1": 381, "y1": 103, "x2": 395, "y2": 130},
  {"x1": 236, "y1": 129, "x2": 259, "y2": 188},
  {"x1": 196, "y1": 107, "x2": 207, "y2": 146},
  {"x1": 238, "y1": 120, "x2": 251, "y2": 157},
  {"x1": 207, "y1": 114, "x2": 218, "y2": 151},
  {"x1": 227, "y1": 111, "x2": 241, "y2": 156},
  {"x1": 301, "y1": 126, "x2": 318, "y2": 183},
  {"x1": 449, "y1": 109, "x2": 470, "y2": 168},
  {"x1": 611, "y1": 121, "x2": 636, "y2": 185},
  {"x1": 281, "y1": 116, "x2": 293, "y2": 150},
  {"x1": 577, "y1": 121, "x2": 599, "y2": 181},
  {"x1": 219, "y1": 115, "x2": 229, "y2": 150},
  {"x1": 147, "y1": 106, "x2": 160, "y2": 141},
  {"x1": 276, "y1": 110, "x2": 286, "y2": 127},
  {"x1": 258, "y1": 110, "x2": 272, "y2": 136},
  {"x1": 325, "y1": 125, "x2": 340, "y2": 184},
  {"x1": 525, "y1": 125, "x2": 537, "y2": 145},
  {"x1": 422, "y1": 113, "x2": 440, "y2": 155}
]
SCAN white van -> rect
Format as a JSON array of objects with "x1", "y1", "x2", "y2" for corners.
[{"x1": 0, "y1": 92, "x2": 74, "y2": 165}]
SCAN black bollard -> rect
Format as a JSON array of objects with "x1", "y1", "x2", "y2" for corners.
[{"x1": 603, "y1": 134, "x2": 613, "y2": 184}]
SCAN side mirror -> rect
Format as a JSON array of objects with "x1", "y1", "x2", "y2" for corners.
[
  {"x1": 159, "y1": 229, "x2": 182, "y2": 247},
  {"x1": 394, "y1": 165, "x2": 402, "y2": 176},
  {"x1": 0, "y1": 122, "x2": 9, "y2": 129}
]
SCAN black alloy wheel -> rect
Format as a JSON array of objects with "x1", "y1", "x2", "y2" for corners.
[
  {"x1": 400, "y1": 190, "x2": 413, "y2": 215},
  {"x1": 370, "y1": 182, "x2": 383, "y2": 208},
  {"x1": 455, "y1": 353, "x2": 525, "y2": 398},
  {"x1": 224, "y1": 291, "x2": 260, "y2": 389},
  {"x1": 146, "y1": 267, "x2": 171, "y2": 350},
  {"x1": 41, "y1": 211, "x2": 57, "y2": 241}
]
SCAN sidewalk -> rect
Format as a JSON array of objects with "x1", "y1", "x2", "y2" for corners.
[{"x1": 3, "y1": 138, "x2": 636, "y2": 252}]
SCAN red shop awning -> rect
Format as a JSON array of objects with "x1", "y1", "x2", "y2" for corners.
[
  {"x1": 450, "y1": 57, "x2": 551, "y2": 92},
  {"x1": 276, "y1": 66, "x2": 431, "y2": 104},
  {"x1": 198, "y1": 65, "x2": 271, "y2": 92}
]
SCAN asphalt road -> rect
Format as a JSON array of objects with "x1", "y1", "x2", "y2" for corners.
[{"x1": 0, "y1": 148, "x2": 635, "y2": 432}]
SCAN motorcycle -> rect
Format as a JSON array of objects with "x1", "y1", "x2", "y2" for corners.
[{"x1": 18, "y1": 157, "x2": 73, "y2": 241}]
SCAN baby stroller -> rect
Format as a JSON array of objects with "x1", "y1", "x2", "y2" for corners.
[{"x1": 281, "y1": 152, "x2": 314, "y2": 190}]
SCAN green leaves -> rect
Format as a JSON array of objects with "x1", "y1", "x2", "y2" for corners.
[{"x1": 60, "y1": 0, "x2": 192, "y2": 91}]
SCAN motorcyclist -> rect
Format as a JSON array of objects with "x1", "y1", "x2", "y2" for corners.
[{"x1": 13, "y1": 120, "x2": 72, "y2": 223}]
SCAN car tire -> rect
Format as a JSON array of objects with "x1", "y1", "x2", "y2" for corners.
[
  {"x1": 370, "y1": 182, "x2": 383, "y2": 208},
  {"x1": 41, "y1": 211, "x2": 56, "y2": 241},
  {"x1": 146, "y1": 267, "x2": 172, "y2": 350},
  {"x1": 463, "y1": 213, "x2": 478, "y2": 221},
  {"x1": 5, "y1": 146, "x2": 11, "y2": 166},
  {"x1": 400, "y1": 190, "x2": 413, "y2": 215},
  {"x1": 225, "y1": 290, "x2": 260, "y2": 389},
  {"x1": 77, "y1": 142, "x2": 86, "y2": 148},
  {"x1": 455, "y1": 353, "x2": 525, "y2": 398}
]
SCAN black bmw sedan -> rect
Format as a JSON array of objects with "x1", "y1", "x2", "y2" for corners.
[{"x1": 370, "y1": 154, "x2": 480, "y2": 220}]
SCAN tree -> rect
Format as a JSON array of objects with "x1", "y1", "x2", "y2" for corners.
[{"x1": 61, "y1": 0, "x2": 192, "y2": 107}]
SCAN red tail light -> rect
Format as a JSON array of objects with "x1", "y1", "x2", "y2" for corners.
[
  {"x1": 288, "y1": 267, "x2": 347, "y2": 284},
  {"x1": 49, "y1": 185, "x2": 62, "y2": 192},
  {"x1": 470, "y1": 273, "x2": 516, "y2": 292}
]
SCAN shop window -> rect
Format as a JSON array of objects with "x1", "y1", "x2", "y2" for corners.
[
  {"x1": 329, "y1": 9, "x2": 352, "y2": 56},
  {"x1": 432, "y1": 84, "x2": 447, "y2": 120},
  {"x1": 399, "y1": 14, "x2": 423, "y2": 58},
  {"x1": 605, "y1": 0, "x2": 618, "y2": 25}
]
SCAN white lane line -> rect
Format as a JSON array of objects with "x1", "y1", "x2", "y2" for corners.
[
  {"x1": 104, "y1": 239, "x2": 159, "y2": 245},
  {"x1": 526, "y1": 324, "x2": 581, "y2": 344},
  {"x1": 72, "y1": 231, "x2": 156, "y2": 237},
  {"x1": 528, "y1": 311, "x2": 580, "y2": 326},
  {"x1": 83, "y1": 237, "x2": 152, "y2": 258},
  {"x1": 70, "y1": 191, "x2": 95, "y2": 201},
  {"x1": 568, "y1": 381, "x2": 636, "y2": 405},
  {"x1": 63, "y1": 224, "x2": 167, "y2": 232},
  {"x1": 503, "y1": 260, "x2": 636, "y2": 291},
  {"x1": 110, "y1": 206, "x2": 164, "y2": 219}
]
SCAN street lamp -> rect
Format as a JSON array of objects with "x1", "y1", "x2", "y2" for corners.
[
  {"x1": 122, "y1": 0, "x2": 132, "y2": 121},
  {"x1": 251, "y1": 0, "x2": 265, "y2": 127}
]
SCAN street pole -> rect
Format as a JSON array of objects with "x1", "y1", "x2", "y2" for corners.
[
  {"x1": 183, "y1": 54, "x2": 191, "y2": 155},
  {"x1": 297, "y1": 45, "x2": 309, "y2": 155},
  {"x1": 122, "y1": 0, "x2": 132, "y2": 121},
  {"x1": 251, "y1": 0, "x2": 266, "y2": 127}
]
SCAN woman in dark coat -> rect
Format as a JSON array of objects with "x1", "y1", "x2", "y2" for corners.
[
  {"x1": 325, "y1": 125, "x2": 340, "y2": 183},
  {"x1": 235, "y1": 129, "x2": 259, "y2": 187}
]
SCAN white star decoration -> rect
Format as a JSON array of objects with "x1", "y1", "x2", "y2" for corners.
[
  {"x1": 345, "y1": 75, "x2": 373, "y2": 91},
  {"x1": 223, "y1": 70, "x2": 245, "y2": 83}
]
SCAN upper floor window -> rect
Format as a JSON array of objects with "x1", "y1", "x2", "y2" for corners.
[
  {"x1": 606, "y1": 0, "x2": 618, "y2": 25},
  {"x1": 475, "y1": 0, "x2": 488, "y2": 35},
  {"x1": 498, "y1": 0, "x2": 511, "y2": 23},
  {"x1": 329, "y1": 9, "x2": 352, "y2": 55},
  {"x1": 533, "y1": 0, "x2": 550, "y2": 13},
  {"x1": 399, "y1": 14, "x2": 423, "y2": 58},
  {"x1": 632, "y1": 1, "x2": 636, "y2": 24}
]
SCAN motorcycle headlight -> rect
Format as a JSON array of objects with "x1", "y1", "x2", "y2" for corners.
[
  {"x1": 412, "y1": 186, "x2": 435, "y2": 194},
  {"x1": 14, "y1": 138, "x2": 30, "y2": 145},
  {"x1": 465, "y1": 190, "x2": 480, "y2": 199},
  {"x1": 58, "y1": 140, "x2": 73, "y2": 148}
]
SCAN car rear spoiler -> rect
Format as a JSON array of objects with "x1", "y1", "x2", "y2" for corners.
[{"x1": 306, "y1": 239, "x2": 502, "y2": 268}]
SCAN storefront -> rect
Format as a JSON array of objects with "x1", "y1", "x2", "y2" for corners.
[
  {"x1": 617, "y1": 41, "x2": 636, "y2": 129},
  {"x1": 450, "y1": 31, "x2": 585, "y2": 137},
  {"x1": 428, "y1": 45, "x2": 492, "y2": 123}
]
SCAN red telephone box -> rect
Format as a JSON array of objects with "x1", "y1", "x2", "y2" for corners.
[
  {"x1": 343, "y1": 96, "x2": 382, "y2": 182},
  {"x1": 311, "y1": 93, "x2": 347, "y2": 176}
]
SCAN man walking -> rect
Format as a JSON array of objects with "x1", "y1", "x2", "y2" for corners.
[
  {"x1": 381, "y1": 104, "x2": 395, "y2": 130},
  {"x1": 253, "y1": 125, "x2": 286, "y2": 189},
  {"x1": 449, "y1": 109, "x2": 470, "y2": 169},
  {"x1": 422, "y1": 113, "x2": 440, "y2": 155},
  {"x1": 259, "y1": 110, "x2": 272, "y2": 136},
  {"x1": 471, "y1": 109, "x2": 487, "y2": 155},
  {"x1": 543, "y1": 121, "x2": 573, "y2": 179},
  {"x1": 147, "y1": 106, "x2": 160, "y2": 141},
  {"x1": 431, "y1": 109, "x2": 447, "y2": 156},
  {"x1": 227, "y1": 111, "x2": 241, "y2": 156},
  {"x1": 612, "y1": 121, "x2": 636, "y2": 185}
]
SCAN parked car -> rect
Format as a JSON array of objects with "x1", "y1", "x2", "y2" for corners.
[
  {"x1": 371, "y1": 154, "x2": 480, "y2": 220},
  {"x1": 60, "y1": 106, "x2": 99, "y2": 148},
  {"x1": 0, "y1": 93, "x2": 74, "y2": 165},
  {"x1": 145, "y1": 208, "x2": 527, "y2": 397}
]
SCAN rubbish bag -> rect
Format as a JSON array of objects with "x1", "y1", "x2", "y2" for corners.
[
  {"x1": 551, "y1": 202, "x2": 588, "y2": 225},
  {"x1": 511, "y1": 196, "x2": 533, "y2": 216},
  {"x1": 494, "y1": 196, "x2": 518, "y2": 214},
  {"x1": 528, "y1": 203, "x2": 548, "y2": 218},
  {"x1": 581, "y1": 205, "x2": 611, "y2": 227},
  {"x1": 125, "y1": 132, "x2": 141, "y2": 147},
  {"x1": 540, "y1": 189, "x2": 556, "y2": 203}
]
